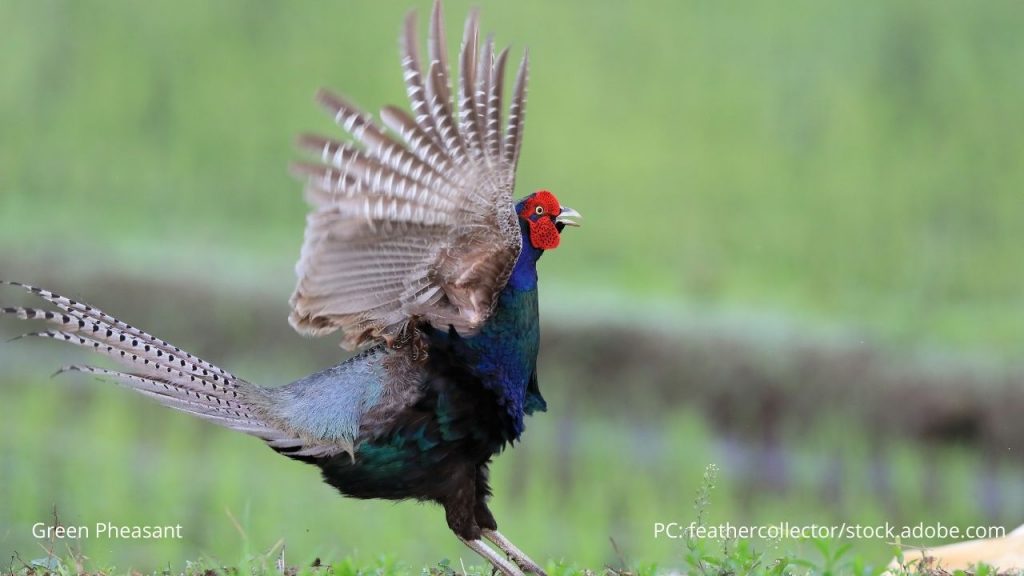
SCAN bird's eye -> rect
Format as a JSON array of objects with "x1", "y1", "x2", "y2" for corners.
[{"x1": 534, "y1": 206, "x2": 545, "y2": 215}]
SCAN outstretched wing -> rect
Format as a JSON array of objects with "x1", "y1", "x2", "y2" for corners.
[{"x1": 289, "y1": 2, "x2": 530, "y2": 350}]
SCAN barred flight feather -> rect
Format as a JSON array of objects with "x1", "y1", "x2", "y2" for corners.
[
  {"x1": 424, "y1": 2, "x2": 467, "y2": 166},
  {"x1": 302, "y1": 135, "x2": 435, "y2": 194},
  {"x1": 475, "y1": 36, "x2": 494, "y2": 163},
  {"x1": 486, "y1": 47, "x2": 509, "y2": 165},
  {"x1": 458, "y1": 8, "x2": 485, "y2": 157},
  {"x1": 504, "y1": 51, "x2": 529, "y2": 172},
  {"x1": 400, "y1": 12, "x2": 445, "y2": 152}
]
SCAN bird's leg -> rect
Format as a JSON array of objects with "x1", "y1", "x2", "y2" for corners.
[
  {"x1": 482, "y1": 529, "x2": 547, "y2": 576},
  {"x1": 472, "y1": 465, "x2": 546, "y2": 576},
  {"x1": 445, "y1": 466, "x2": 524, "y2": 576},
  {"x1": 460, "y1": 537, "x2": 525, "y2": 576}
]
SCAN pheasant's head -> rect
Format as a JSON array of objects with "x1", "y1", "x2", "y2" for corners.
[{"x1": 516, "y1": 190, "x2": 581, "y2": 251}]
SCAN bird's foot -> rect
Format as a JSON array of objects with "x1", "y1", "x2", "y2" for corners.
[
  {"x1": 482, "y1": 529, "x2": 548, "y2": 576},
  {"x1": 460, "y1": 538, "x2": 525, "y2": 576}
]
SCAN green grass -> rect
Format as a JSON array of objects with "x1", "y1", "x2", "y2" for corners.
[
  {"x1": 1, "y1": 1, "x2": 1023, "y2": 355},
  {"x1": 3, "y1": 550, "x2": 1015, "y2": 576},
  {"x1": 4, "y1": 465, "x2": 1016, "y2": 576}
]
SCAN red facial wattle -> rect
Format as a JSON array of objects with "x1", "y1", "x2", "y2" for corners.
[
  {"x1": 527, "y1": 217, "x2": 560, "y2": 250},
  {"x1": 519, "y1": 190, "x2": 563, "y2": 250}
]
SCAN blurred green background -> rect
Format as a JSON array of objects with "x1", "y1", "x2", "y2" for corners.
[{"x1": 1, "y1": 0, "x2": 1023, "y2": 571}]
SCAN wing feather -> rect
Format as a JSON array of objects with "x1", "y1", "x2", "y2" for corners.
[
  {"x1": 290, "y1": 1, "x2": 530, "y2": 350},
  {"x1": 458, "y1": 9, "x2": 485, "y2": 158},
  {"x1": 504, "y1": 50, "x2": 529, "y2": 173},
  {"x1": 476, "y1": 35, "x2": 493, "y2": 164},
  {"x1": 487, "y1": 47, "x2": 509, "y2": 165},
  {"x1": 400, "y1": 11, "x2": 445, "y2": 152}
]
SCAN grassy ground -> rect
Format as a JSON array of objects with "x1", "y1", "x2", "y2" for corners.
[
  {"x1": 3, "y1": 470, "x2": 1016, "y2": 576},
  {"x1": 2, "y1": 557, "x2": 1016, "y2": 576},
  {"x1": 5, "y1": 538, "x2": 1004, "y2": 576}
]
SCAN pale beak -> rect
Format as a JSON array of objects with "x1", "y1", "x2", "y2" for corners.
[{"x1": 555, "y1": 206, "x2": 582, "y2": 227}]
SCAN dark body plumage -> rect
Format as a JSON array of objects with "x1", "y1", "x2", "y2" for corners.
[{"x1": 281, "y1": 217, "x2": 547, "y2": 541}]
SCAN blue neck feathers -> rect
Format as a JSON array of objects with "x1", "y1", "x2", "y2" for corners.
[
  {"x1": 507, "y1": 223, "x2": 544, "y2": 291},
  {"x1": 435, "y1": 221, "x2": 545, "y2": 439}
]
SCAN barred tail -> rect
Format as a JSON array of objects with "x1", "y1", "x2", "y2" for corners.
[{"x1": 1, "y1": 281, "x2": 281, "y2": 440}]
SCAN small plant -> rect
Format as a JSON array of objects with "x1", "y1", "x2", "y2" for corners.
[
  {"x1": 424, "y1": 558, "x2": 455, "y2": 576},
  {"x1": 684, "y1": 463, "x2": 776, "y2": 576},
  {"x1": 680, "y1": 463, "x2": 902, "y2": 576}
]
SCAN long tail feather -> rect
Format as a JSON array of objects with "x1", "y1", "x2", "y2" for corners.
[
  {"x1": 0, "y1": 282, "x2": 278, "y2": 440},
  {"x1": 1, "y1": 282, "x2": 349, "y2": 458},
  {"x1": 3, "y1": 282, "x2": 240, "y2": 385}
]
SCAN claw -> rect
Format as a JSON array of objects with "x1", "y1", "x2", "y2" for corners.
[
  {"x1": 482, "y1": 529, "x2": 547, "y2": 576},
  {"x1": 460, "y1": 537, "x2": 524, "y2": 576}
]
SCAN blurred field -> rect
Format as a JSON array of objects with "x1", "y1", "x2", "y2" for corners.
[
  {"x1": 1, "y1": 0, "x2": 1023, "y2": 572},
  {"x1": 3, "y1": 0, "x2": 1024, "y2": 353}
]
